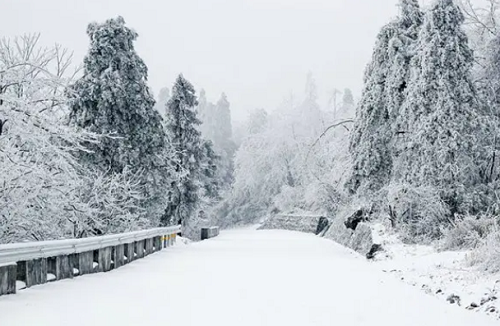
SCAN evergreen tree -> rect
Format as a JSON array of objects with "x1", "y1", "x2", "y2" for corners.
[
  {"x1": 247, "y1": 108, "x2": 268, "y2": 135},
  {"x1": 342, "y1": 88, "x2": 354, "y2": 108},
  {"x1": 389, "y1": 0, "x2": 423, "y2": 131},
  {"x1": 155, "y1": 87, "x2": 170, "y2": 117},
  {"x1": 347, "y1": 0, "x2": 423, "y2": 196},
  {"x1": 200, "y1": 140, "x2": 221, "y2": 201},
  {"x1": 394, "y1": 0, "x2": 488, "y2": 214},
  {"x1": 213, "y1": 93, "x2": 236, "y2": 186},
  {"x1": 163, "y1": 74, "x2": 203, "y2": 227},
  {"x1": 215, "y1": 93, "x2": 233, "y2": 142},
  {"x1": 347, "y1": 22, "x2": 396, "y2": 195},
  {"x1": 68, "y1": 16, "x2": 168, "y2": 221},
  {"x1": 338, "y1": 88, "x2": 356, "y2": 120}
]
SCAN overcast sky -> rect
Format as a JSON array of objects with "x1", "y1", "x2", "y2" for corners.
[{"x1": 0, "y1": 0, "x2": 430, "y2": 121}]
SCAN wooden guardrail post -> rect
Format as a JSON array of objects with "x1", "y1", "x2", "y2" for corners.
[
  {"x1": 135, "y1": 240, "x2": 145, "y2": 259},
  {"x1": 96, "y1": 247, "x2": 112, "y2": 272},
  {"x1": 153, "y1": 236, "x2": 162, "y2": 252},
  {"x1": 48, "y1": 255, "x2": 73, "y2": 281},
  {"x1": 113, "y1": 244, "x2": 125, "y2": 269},
  {"x1": 0, "y1": 225, "x2": 181, "y2": 296},
  {"x1": 78, "y1": 251, "x2": 94, "y2": 275},
  {"x1": 145, "y1": 238, "x2": 154, "y2": 256},
  {"x1": 17, "y1": 258, "x2": 47, "y2": 287},
  {"x1": 124, "y1": 243, "x2": 134, "y2": 264},
  {"x1": 0, "y1": 263, "x2": 16, "y2": 295}
]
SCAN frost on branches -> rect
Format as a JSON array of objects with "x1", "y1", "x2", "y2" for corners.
[
  {"x1": 0, "y1": 35, "x2": 147, "y2": 243},
  {"x1": 68, "y1": 16, "x2": 170, "y2": 224},
  {"x1": 394, "y1": 0, "x2": 490, "y2": 215},
  {"x1": 163, "y1": 74, "x2": 219, "y2": 237}
]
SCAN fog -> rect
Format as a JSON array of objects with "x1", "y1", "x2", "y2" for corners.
[{"x1": 0, "y1": 0, "x2": 434, "y2": 120}]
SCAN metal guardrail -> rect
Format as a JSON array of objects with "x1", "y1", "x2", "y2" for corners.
[
  {"x1": 0, "y1": 226, "x2": 181, "y2": 265},
  {"x1": 0, "y1": 225, "x2": 181, "y2": 296}
]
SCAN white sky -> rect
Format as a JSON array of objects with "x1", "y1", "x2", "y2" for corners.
[{"x1": 0, "y1": 0, "x2": 431, "y2": 121}]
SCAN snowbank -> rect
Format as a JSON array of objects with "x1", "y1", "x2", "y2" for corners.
[{"x1": 371, "y1": 223, "x2": 500, "y2": 321}]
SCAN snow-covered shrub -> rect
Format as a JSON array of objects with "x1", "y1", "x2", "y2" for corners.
[
  {"x1": 273, "y1": 185, "x2": 305, "y2": 213},
  {"x1": 387, "y1": 183, "x2": 450, "y2": 244},
  {"x1": 73, "y1": 167, "x2": 150, "y2": 238},
  {"x1": 474, "y1": 223, "x2": 500, "y2": 273},
  {"x1": 441, "y1": 215, "x2": 495, "y2": 250},
  {"x1": 0, "y1": 35, "x2": 155, "y2": 243}
]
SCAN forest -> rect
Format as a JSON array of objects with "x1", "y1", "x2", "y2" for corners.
[{"x1": 2, "y1": 0, "x2": 500, "y2": 272}]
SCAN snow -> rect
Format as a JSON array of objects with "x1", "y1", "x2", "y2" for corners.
[
  {"x1": 371, "y1": 223, "x2": 500, "y2": 320},
  {"x1": 15, "y1": 281, "x2": 26, "y2": 291},
  {"x1": 47, "y1": 273, "x2": 56, "y2": 281},
  {"x1": 0, "y1": 228, "x2": 497, "y2": 325}
]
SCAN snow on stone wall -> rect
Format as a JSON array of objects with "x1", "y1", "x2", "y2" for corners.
[{"x1": 258, "y1": 213, "x2": 325, "y2": 234}]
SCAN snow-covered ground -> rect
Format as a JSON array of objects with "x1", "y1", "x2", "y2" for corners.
[
  {"x1": 0, "y1": 228, "x2": 497, "y2": 325},
  {"x1": 371, "y1": 223, "x2": 500, "y2": 321}
]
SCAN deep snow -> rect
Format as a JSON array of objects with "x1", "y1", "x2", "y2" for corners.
[
  {"x1": 371, "y1": 223, "x2": 500, "y2": 320},
  {"x1": 0, "y1": 228, "x2": 497, "y2": 325}
]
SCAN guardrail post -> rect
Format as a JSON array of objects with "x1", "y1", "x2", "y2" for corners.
[
  {"x1": 96, "y1": 247, "x2": 112, "y2": 272},
  {"x1": 124, "y1": 243, "x2": 134, "y2": 264},
  {"x1": 145, "y1": 238, "x2": 154, "y2": 256},
  {"x1": 17, "y1": 258, "x2": 48, "y2": 287},
  {"x1": 113, "y1": 244, "x2": 125, "y2": 269},
  {"x1": 153, "y1": 236, "x2": 162, "y2": 252},
  {"x1": 135, "y1": 240, "x2": 145, "y2": 259},
  {"x1": 48, "y1": 256, "x2": 73, "y2": 281},
  {"x1": 0, "y1": 263, "x2": 17, "y2": 295},
  {"x1": 0, "y1": 225, "x2": 181, "y2": 297},
  {"x1": 78, "y1": 251, "x2": 94, "y2": 275}
]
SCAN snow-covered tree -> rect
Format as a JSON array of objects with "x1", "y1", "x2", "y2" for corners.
[
  {"x1": 155, "y1": 87, "x2": 170, "y2": 117},
  {"x1": 342, "y1": 88, "x2": 354, "y2": 107},
  {"x1": 458, "y1": 0, "x2": 500, "y2": 77},
  {"x1": 163, "y1": 74, "x2": 203, "y2": 229},
  {"x1": 347, "y1": 0, "x2": 423, "y2": 196},
  {"x1": 347, "y1": 22, "x2": 396, "y2": 195},
  {"x1": 0, "y1": 35, "x2": 148, "y2": 243},
  {"x1": 336, "y1": 88, "x2": 356, "y2": 120},
  {"x1": 200, "y1": 140, "x2": 220, "y2": 201},
  {"x1": 394, "y1": 0, "x2": 489, "y2": 215},
  {"x1": 247, "y1": 108, "x2": 268, "y2": 135},
  {"x1": 389, "y1": 0, "x2": 424, "y2": 156},
  {"x1": 212, "y1": 93, "x2": 236, "y2": 187},
  {"x1": 68, "y1": 17, "x2": 169, "y2": 223}
]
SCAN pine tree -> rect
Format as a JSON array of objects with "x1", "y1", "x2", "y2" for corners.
[
  {"x1": 155, "y1": 87, "x2": 170, "y2": 117},
  {"x1": 213, "y1": 93, "x2": 236, "y2": 186},
  {"x1": 389, "y1": 0, "x2": 423, "y2": 132},
  {"x1": 68, "y1": 16, "x2": 168, "y2": 221},
  {"x1": 163, "y1": 74, "x2": 203, "y2": 227},
  {"x1": 347, "y1": 22, "x2": 396, "y2": 195},
  {"x1": 215, "y1": 93, "x2": 233, "y2": 142},
  {"x1": 394, "y1": 0, "x2": 488, "y2": 214},
  {"x1": 347, "y1": 0, "x2": 423, "y2": 196},
  {"x1": 342, "y1": 88, "x2": 354, "y2": 107},
  {"x1": 200, "y1": 140, "x2": 221, "y2": 201}
]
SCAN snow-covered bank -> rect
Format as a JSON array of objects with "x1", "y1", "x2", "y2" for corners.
[
  {"x1": 0, "y1": 229, "x2": 497, "y2": 325},
  {"x1": 370, "y1": 223, "x2": 500, "y2": 321}
]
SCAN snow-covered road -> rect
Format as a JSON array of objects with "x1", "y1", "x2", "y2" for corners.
[{"x1": 0, "y1": 228, "x2": 496, "y2": 325}]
